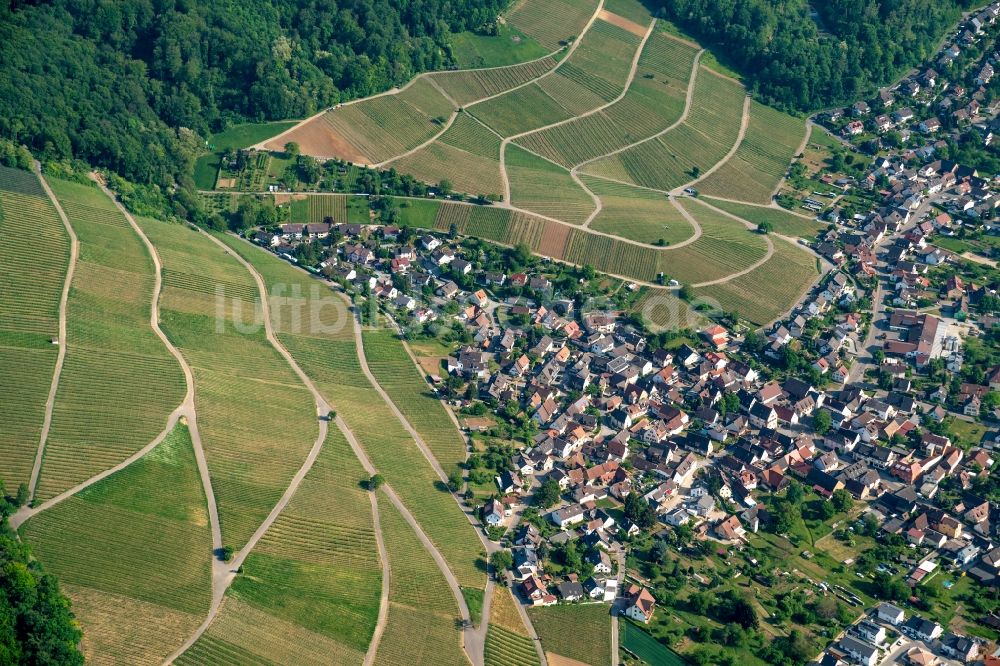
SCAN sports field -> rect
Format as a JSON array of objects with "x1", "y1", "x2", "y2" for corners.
[
  {"x1": 21, "y1": 423, "x2": 211, "y2": 665},
  {"x1": 35, "y1": 179, "x2": 186, "y2": 501},
  {"x1": 0, "y1": 166, "x2": 70, "y2": 489}
]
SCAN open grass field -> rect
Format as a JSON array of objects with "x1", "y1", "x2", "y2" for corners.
[
  {"x1": 696, "y1": 101, "x2": 807, "y2": 203},
  {"x1": 219, "y1": 235, "x2": 487, "y2": 590},
  {"x1": 582, "y1": 67, "x2": 745, "y2": 191},
  {"x1": 362, "y1": 328, "x2": 467, "y2": 472},
  {"x1": 35, "y1": 179, "x2": 186, "y2": 501},
  {"x1": 139, "y1": 217, "x2": 317, "y2": 549},
  {"x1": 449, "y1": 23, "x2": 549, "y2": 69},
  {"x1": 702, "y1": 198, "x2": 826, "y2": 240},
  {"x1": 528, "y1": 604, "x2": 611, "y2": 666},
  {"x1": 374, "y1": 492, "x2": 469, "y2": 666},
  {"x1": 0, "y1": 166, "x2": 69, "y2": 489},
  {"x1": 176, "y1": 427, "x2": 381, "y2": 665},
  {"x1": 580, "y1": 176, "x2": 695, "y2": 245},
  {"x1": 631, "y1": 287, "x2": 701, "y2": 331},
  {"x1": 471, "y1": 19, "x2": 641, "y2": 136},
  {"x1": 507, "y1": 0, "x2": 600, "y2": 51},
  {"x1": 694, "y1": 234, "x2": 819, "y2": 324},
  {"x1": 194, "y1": 121, "x2": 300, "y2": 189},
  {"x1": 506, "y1": 145, "x2": 595, "y2": 224},
  {"x1": 390, "y1": 113, "x2": 504, "y2": 197},
  {"x1": 393, "y1": 197, "x2": 442, "y2": 228},
  {"x1": 321, "y1": 78, "x2": 455, "y2": 164},
  {"x1": 621, "y1": 620, "x2": 686, "y2": 666},
  {"x1": 432, "y1": 57, "x2": 559, "y2": 107},
  {"x1": 514, "y1": 31, "x2": 698, "y2": 167},
  {"x1": 21, "y1": 423, "x2": 211, "y2": 665},
  {"x1": 485, "y1": 587, "x2": 540, "y2": 666}
]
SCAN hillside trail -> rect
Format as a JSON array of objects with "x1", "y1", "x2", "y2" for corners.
[
  {"x1": 26, "y1": 162, "x2": 79, "y2": 500},
  {"x1": 166, "y1": 229, "x2": 335, "y2": 662},
  {"x1": 184, "y1": 234, "x2": 482, "y2": 666},
  {"x1": 669, "y1": 94, "x2": 751, "y2": 196},
  {"x1": 498, "y1": 17, "x2": 656, "y2": 203},
  {"x1": 352, "y1": 304, "x2": 499, "y2": 663},
  {"x1": 571, "y1": 49, "x2": 703, "y2": 175},
  {"x1": 11, "y1": 178, "x2": 222, "y2": 559},
  {"x1": 255, "y1": 41, "x2": 575, "y2": 155},
  {"x1": 380, "y1": 0, "x2": 607, "y2": 172},
  {"x1": 363, "y1": 488, "x2": 391, "y2": 666}
]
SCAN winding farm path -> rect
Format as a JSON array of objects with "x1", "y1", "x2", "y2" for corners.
[
  {"x1": 363, "y1": 490, "x2": 392, "y2": 666},
  {"x1": 27, "y1": 163, "x2": 79, "y2": 500},
  {"x1": 670, "y1": 94, "x2": 751, "y2": 195},
  {"x1": 572, "y1": 49, "x2": 704, "y2": 174},
  {"x1": 496, "y1": 17, "x2": 656, "y2": 203},
  {"x1": 12, "y1": 178, "x2": 222, "y2": 558},
  {"x1": 193, "y1": 235, "x2": 484, "y2": 665},
  {"x1": 167, "y1": 228, "x2": 335, "y2": 663},
  {"x1": 380, "y1": 0, "x2": 608, "y2": 173},
  {"x1": 352, "y1": 307, "x2": 500, "y2": 665}
]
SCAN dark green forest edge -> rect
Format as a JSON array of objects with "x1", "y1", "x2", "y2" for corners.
[
  {"x1": 661, "y1": 0, "x2": 979, "y2": 111},
  {"x1": 0, "y1": 483, "x2": 83, "y2": 665},
  {"x1": 0, "y1": 0, "x2": 982, "y2": 211}
]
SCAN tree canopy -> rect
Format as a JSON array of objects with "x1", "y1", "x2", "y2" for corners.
[
  {"x1": 0, "y1": 0, "x2": 507, "y2": 187},
  {"x1": 0, "y1": 484, "x2": 84, "y2": 665},
  {"x1": 657, "y1": 0, "x2": 974, "y2": 112}
]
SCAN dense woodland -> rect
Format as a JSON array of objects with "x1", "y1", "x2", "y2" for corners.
[
  {"x1": 657, "y1": 0, "x2": 976, "y2": 111},
  {"x1": 0, "y1": 484, "x2": 83, "y2": 665},
  {"x1": 0, "y1": 0, "x2": 506, "y2": 186}
]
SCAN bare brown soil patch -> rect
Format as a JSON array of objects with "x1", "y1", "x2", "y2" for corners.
[
  {"x1": 538, "y1": 220, "x2": 571, "y2": 258},
  {"x1": 216, "y1": 177, "x2": 236, "y2": 189},
  {"x1": 597, "y1": 10, "x2": 646, "y2": 37},
  {"x1": 264, "y1": 116, "x2": 372, "y2": 164},
  {"x1": 417, "y1": 354, "x2": 445, "y2": 378}
]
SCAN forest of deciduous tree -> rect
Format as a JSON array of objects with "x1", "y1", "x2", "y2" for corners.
[
  {"x1": 657, "y1": 0, "x2": 977, "y2": 111},
  {"x1": 0, "y1": 0, "x2": 507, "y2": 186}
]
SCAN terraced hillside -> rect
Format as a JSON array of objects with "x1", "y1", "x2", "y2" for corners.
[
  {"x1": 362, "y1": 328, "x2": 468, "y2": 473},
  {"x1": 35, "y1": 179, "x2": 186, "y2": 500},
  {"x1": 373, "y1": 492, "x2": 469, "y2": 666},
  {"x1": 218, "y1": 234, "x2": 487, "y2": 591},
  {"x1": 257, "y1": 0, "x2": 823, "y2": 320},
  {"x1": 21, "y1": 423, "x2": 211, "y2": 665},
  {"x1": 173, "y1": 428, "x2": 381, "y2": 665},
  {"x1": 138, "y1": 217, "x2": 317, "y2": 550},
  {"x1": 0, "y1": 166, "x2": 70, "y2": 489},
  {"x1": 485, "y1": 587, "x2": 541, "y2": 666}
]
